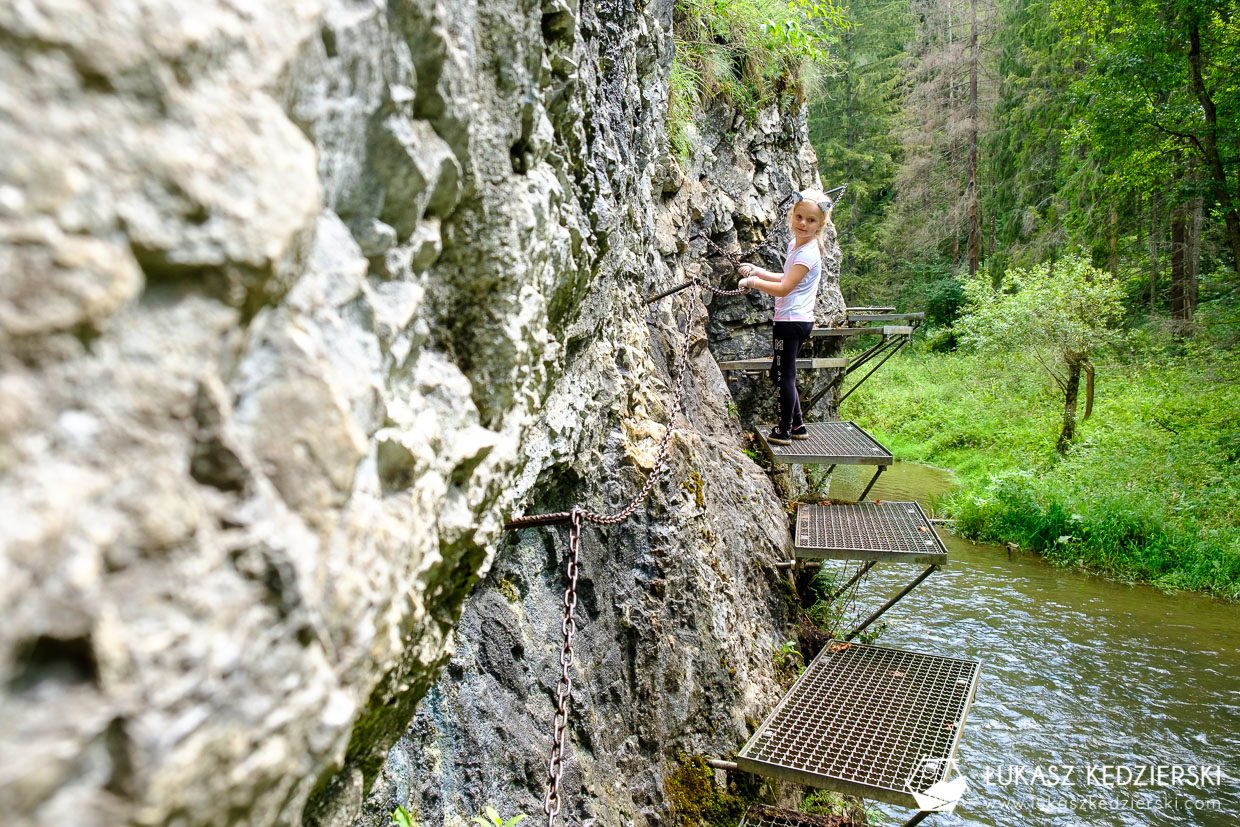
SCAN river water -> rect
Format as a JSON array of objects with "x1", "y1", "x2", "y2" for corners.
[{"x1": 822, "y1": 462, "x2": 1240, "y2": 827}]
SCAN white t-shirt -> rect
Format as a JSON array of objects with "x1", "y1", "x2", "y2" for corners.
[{"x1": 774, "y1": 239, "x2": 822, "y2": 322}]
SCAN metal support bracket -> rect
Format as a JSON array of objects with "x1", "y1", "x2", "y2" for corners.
[
  {"x1": 844, "y1": 564, "x2": 939, "y2": 641},
  {"x1": 855, "y1": 465, "x2": 885, "y2": 501},
  {"x1": 644, "y1": 280, "x2": 695, "y2": 304},
  {"x1": 839, "y1": 336, "x2": 909, "y2": 405},
  {"x1": 827, "y1": 560, "x2": 876, "y2": 600},
  {"x1": 844, "y1": 336, "x2": 893, "y2": 376}
]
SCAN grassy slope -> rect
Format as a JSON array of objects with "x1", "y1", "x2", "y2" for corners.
[{"x1": 844, "y1": 344, "x2": 1240, "y2": 599}]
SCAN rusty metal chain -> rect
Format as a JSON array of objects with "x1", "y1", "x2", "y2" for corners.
[
  {"x1": 581, "y1": 296, "x2": 696, "y2": 526},
  {"x1": 644, "y1": 234, "x2": 762, "y2": 304},
  {"x1": 511, "y1": 295, "x2": 701, "y2": 533},
  {"x1": 543, "y1": 508, "x2": 583, "y2": 824},
  {"x1": 698, "y1": 231, "x2": 781, "y2": 271},
  {"x1": 692, "y1": 276, "x2": 749, "y2": 297},
  {"x1": 527, "y1": 297, "x2": 699, "y2": 825}
]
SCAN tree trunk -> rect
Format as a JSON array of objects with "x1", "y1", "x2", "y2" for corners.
[
  {"x1": 1171, "y1": 201, "x2": 1189, "y2": 324},
  {"x1": 1136, "y1": 191, "x2": 1144, "y2": 302},
  {"x1": 967, "y1": 0, "x2": 980, "y2": 277},
  {"x1": 989, "y1": 209, "x2": 997, "y2": 282},
  {"x1": 1188, "y1": 18, "x2": 1240, "y2": 274},
  {"x1": 1058, "y1": 353, "x2": 1084, "y2": 454},
  {"x1": 949, "y1": 0, "x2": 960, "y2": 272},
  {"x1": 844, "y1": 28, "x2": 855, "y2": 149},
  {"x1": 1189, "y1": 189, "x2": 1203, "y2": 314},
  {"x1": 1148, "y1": 194, "x2": 1158, "y2": 318},
  {"x1": 1109, "y1": 202, "x2": 1118, "y2": 277},
  {"x1": 1083, "y1": 361, "x2": 1095, "y2": 422}
]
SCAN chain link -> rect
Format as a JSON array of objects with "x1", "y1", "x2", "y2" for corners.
[
  {"x1": 698, "y1": 231, "x2": 776, "y2": 269},
  {"x1": 691, "y1": 276, "x2": 749, "y2": 297},
  {"x1": 578, "y1": 296, "x2": 696, "y2": 526},
  {"x1": 543, "y1": 508, "x2": 583, "y2": 824},
  {"x1": 539, "y1": 296, "x2": 700, "y2": 825}
]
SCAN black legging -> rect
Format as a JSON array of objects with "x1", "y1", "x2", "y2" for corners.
[{"x1": 772, "y1": 321, "x2": 813, "y2": 432}]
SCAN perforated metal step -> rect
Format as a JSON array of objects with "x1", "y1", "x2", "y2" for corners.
[
  {"x1": 718, "y1": 357, "x2": 850, "y2": 371},
  {"x1": 759, "y1": 421, "x2": 893, "y2": 466},
  {"x1": 795, "y1": 502, "x2": 948, "y2": 564},
  {"x1": 737, "y1": 642, "x2": 981, "y2": 808},
  {"x1": 739, "y1": 804, "x2": 854, "y2": 827}
]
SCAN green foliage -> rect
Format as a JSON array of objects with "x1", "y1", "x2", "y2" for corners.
[
  {"x1": 669, "y1": 0, "x2": 853, "y2": 151},
  {"x1": 849, "y1": 344, "x2": 1240, "y2": 598},
  {"x1": 802, "y1": 566, "x2": 887, "y2": 641},
  {"x1": 472, "y1": 806, "x2": 526, "y2": 827},
  {"x1": 959, "y1": 254, "x2": 1127, "y2": 448},
  {"x1": 1054, "y1": 0, "x2": 1239, "y2": 185},
  {"x1": 771, "y1": 639, "x2": 804, "y2": 687},
  {"x1": 983, "y1": 0, "x2": 1091, "y2": 271},
  {"x1": 807, "y1": 0, "x2": 1240, "y2": 314},
  {"x1": 665, "y1": 755, "x2": 759, "y2": 826},
  {"x1": 959, "y1": 254, "x2": 1126, "y2": 357},
  {"x1": 801, "y1": 789, "x2": 848, "y2": 817},
  {"x1": 391, "y1": 806, "x2": 415, "y2": 827},
  {"x1": 763, "y1": 0, "x2": 852, "y2": 63},
  {"x1": 804, "y1": 565, "x2": 842, "y2": 629},
  {"x1": 1051, "y1": 0, "x2": 1240, "y2": 274},
  {"x1": 668, "y1": 58, "x2": 704, "y2": 158}
]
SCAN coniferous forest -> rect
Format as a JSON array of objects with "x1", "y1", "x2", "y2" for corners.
[{"x1": 676, "y1": 0, "x2": 1240, "y2": 596}]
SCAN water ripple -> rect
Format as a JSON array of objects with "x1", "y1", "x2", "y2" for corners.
[{"x1": 828, "y1": 462, "x2": 1240, "y2": 827}]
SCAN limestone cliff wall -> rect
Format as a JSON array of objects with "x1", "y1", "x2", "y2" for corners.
[{"x1": 0, "y1": 1, "x2": 841, "y2": 826}]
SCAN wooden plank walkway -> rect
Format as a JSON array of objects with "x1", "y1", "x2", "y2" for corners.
[
  {"x1": 811, "y1": 325, "x2": 914, "y2": 338},
  {"x1": 845, "y1": 312, "x2": 926, "y2": 323},
  {"x1": 718, "y1": 357, "x2": 851, "y2": 371}
]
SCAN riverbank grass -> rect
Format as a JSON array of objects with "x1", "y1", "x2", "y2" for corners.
[{"x1": 845, "y1": 346, "x2": 1240, "y2": 599}]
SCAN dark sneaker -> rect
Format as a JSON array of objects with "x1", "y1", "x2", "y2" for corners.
[
  {"x1": 789, "y1": 424, "x2": 810, "y2": 440},
  {"x1": 767, "y1": 427, "x2": 792, "y2": 445}
]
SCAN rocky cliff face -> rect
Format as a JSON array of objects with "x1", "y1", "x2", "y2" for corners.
[{"x1": 0, "y1": 1, "x2": 841, "y2": 826}]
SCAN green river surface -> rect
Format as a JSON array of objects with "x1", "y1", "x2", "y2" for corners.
[{"x1": 822, "y1": 462, "x2": 1240, "y2": 827}]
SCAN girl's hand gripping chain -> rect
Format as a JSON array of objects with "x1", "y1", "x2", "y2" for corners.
[{"x1": 738, "y1": 263, "x2": 761, "y2": 289}]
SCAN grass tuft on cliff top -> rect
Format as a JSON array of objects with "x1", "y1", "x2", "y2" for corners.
[{"x1": 669, "y1": 0, "x2": 851, "y2": 155}]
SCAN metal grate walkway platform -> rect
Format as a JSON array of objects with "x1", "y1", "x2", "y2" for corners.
[
  {"x1": 759, "y1": 421, "x2": 893, "y2": 466},
  {"x1": 719, "y1": 357, "x2": 850, "y2": 371},
  {"x1": 737, "y1": 642, "x2": 981, "y2": 808},
  {"x1": 739, "y1": 804, "x2": 854, "y2": 827},
  {"x1": 795, "y1": 502, "x2": 947, "y2": 564}
]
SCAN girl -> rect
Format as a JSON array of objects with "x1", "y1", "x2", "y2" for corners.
[{"x1": 737, "y1": 188, "x2": 833, "y2": 445}]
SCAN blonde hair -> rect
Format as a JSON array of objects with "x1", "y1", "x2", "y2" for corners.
[{"x1": 787, "y1": 187, "x2": 832, "y2": 259}]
